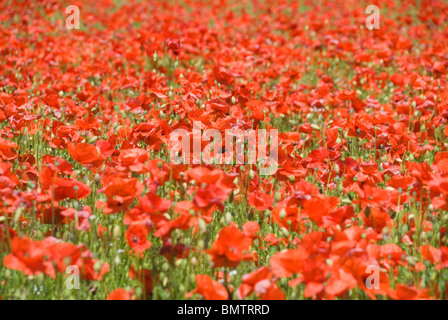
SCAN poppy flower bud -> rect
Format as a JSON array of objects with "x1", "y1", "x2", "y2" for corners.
[
  {"x1": 198, "y1": 218, "x2": 207, "y2": 234},
  {"x1": 112, "y1": 225, "x2": 121, "y2": 239},
  {"x1": 281, "y1": 227, "x2": 289, "y2": 237},
  {"x1": 274, "y1": 192, "x2": 281, "y2": 202},
  {"x1": 93, "y1": 261, "x2": 102, "y2": 273},
  {"x1": 279, "y1": 209, "x2": 286, "y2": 219},
  {"x1": 114, "y1": 255, "x2": 121, "y2": 266},
  {"x1": 311, "y1": 124, "x2": 321, "y2": 131},
  {"x1": 249, "y1": 170, "x2": 255, "y2": 180},
  {"x1": 179, "y1": 259, "x2": 188, "y2": 268},
  {"x1": 13, "y1": 206, "x2": 23, "y2": 224},
  {"x1": 399, "y1": 220, "x2": 410, "y2": 235},
  {"x1": 406, "y1": 256, "x2": 416, "y2": 266},
  {"x1": 225, "y1": 212, "x2": 233, "y2": 224},
  {"x1": 288, "y1": 175, "x2": 295, "y2": 183},
  {"x1": 231, "y1": 96, "x2": 236, "y2": 104},
  {"x1": 334, "y1": 164, "x2": 340, "y2": 174},
  {"x1": 177, "y1": 284, "x2": 186, "y2": 294},
  {"x1": 134, "y1": 287, "x2": 142, "y2": 298}
]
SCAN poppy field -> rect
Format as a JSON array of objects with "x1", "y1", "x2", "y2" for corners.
[{"x1": 1, "y1": 0, "x2": 448, "y2": 301}]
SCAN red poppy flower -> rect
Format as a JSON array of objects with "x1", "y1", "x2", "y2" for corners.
[
  {"x1": 3, "y1": 237, "x2": 55, "y2": 278},
  {"x1": 60, "y1": 206, "x2": 92, "y2": 231},
  {"x1": 242, "y1": 221, "x2": 260, "y2": 240},
  {"x1": 270, "y1": 246, "x2": 309, "y2": 278},
  {"x1": 68, "y1": 143, "x2": 103, "y2": 167},
  {"x1": 237, "y1": 267, "x2": 272, "y2": 299},
  {"x1": 186, "y1": 275, "x2": 229, "y2": 300},
  {"x1": 256, "y1": 281, "x2": 285, "y2": 300},
  {"x1": 117, "y1": 148, "x2": 149, "y2": 173},
  {"x1": 388, "y1": 284, "x2": 429, "y2": 300},
  {"x1": 107, "y1": 288, "x2": 135, "y2": 300},
  {"x1": 206, "y1": 226, "x2": 252, "y2": 268},
  {"x1": 165, "y1": 38, "x2": 182, "y2": 56},
  {"x1": 337, "y1": 90, "x2": 358, "y2": 101},
  {"x1": 0, "y1": 138, "x2": 18, "y2": 160},
  {"x1": 125, "y1": 220, "x2": 152, "y2": 253},
  {"x1": 248, "y1": 190, "x2": 273, "y2": 211},
  {"x1": 99, "y1": 177, "x2": 144, "y2": 214}
]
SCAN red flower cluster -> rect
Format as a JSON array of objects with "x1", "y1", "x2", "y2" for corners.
[{"x1": 0, "y1": 0, "x2": 447, "y2": 301}]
